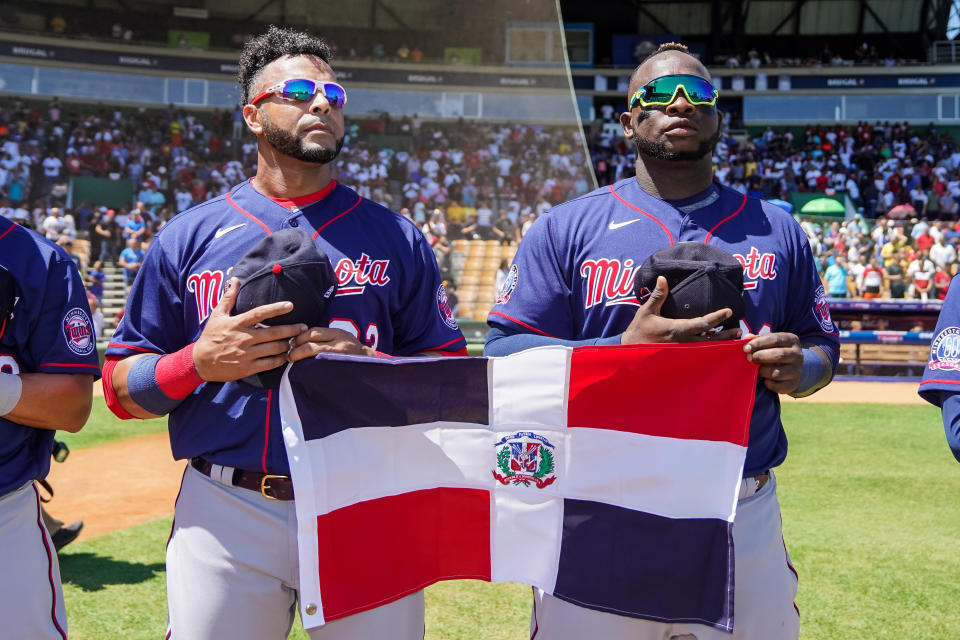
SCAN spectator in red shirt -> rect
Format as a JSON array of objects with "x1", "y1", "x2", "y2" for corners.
[
  {"x1": 915, "y1": 230, "x2": 935, "y2": 252},
  {"x1": 934, "y1": 269, "x2": 952, "y2": 300},
  {"x1": 888, "y1": 173, "x2": 901, "y2": 195}
]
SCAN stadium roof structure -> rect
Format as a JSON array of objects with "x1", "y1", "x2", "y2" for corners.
[{"x1": 559, "y1": 0, "x2": 953, "y2": 65}]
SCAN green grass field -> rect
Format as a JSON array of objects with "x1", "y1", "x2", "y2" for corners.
[
  {"x1": 56, "y1": 402, "x2": 960, "y2": 639},
  {"x1": 58, "y1": 403, "x2": 167, "y2": 450}
]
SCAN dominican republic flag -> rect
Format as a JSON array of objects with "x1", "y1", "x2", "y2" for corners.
[{"x1": 278, "y1": 342, "x2": 758, "y2": 631}]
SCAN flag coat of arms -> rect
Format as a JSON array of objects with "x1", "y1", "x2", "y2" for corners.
[{"x1": 278, "y1": 342, "x2": 758, "y2": 631}]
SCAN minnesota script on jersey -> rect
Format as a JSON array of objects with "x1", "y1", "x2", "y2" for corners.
[{"x1": 277, "y1": 342, "x2": 758, "y2": 631}]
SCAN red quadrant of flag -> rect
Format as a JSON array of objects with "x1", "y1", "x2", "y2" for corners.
[
  {"x1": 567, "y1": 341, "x2": 757, "y2": 446},
  {"x1": 315, "y1": 487, "x2": 492, "y2": 620}
]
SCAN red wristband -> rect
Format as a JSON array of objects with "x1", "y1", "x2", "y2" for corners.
[{"x1": 155, "y1": 343, "x2": 204, "y2": 399}]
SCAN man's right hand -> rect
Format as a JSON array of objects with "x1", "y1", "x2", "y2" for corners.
[
  {"x1": 192, "y1": 277, "x2": 307, "y2": 382},
  {"x1": 621, "y1": 276, "x2": 741, "y2": 344}
]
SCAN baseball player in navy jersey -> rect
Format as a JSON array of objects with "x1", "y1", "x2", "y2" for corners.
[
  {"x1": 104, "y1": 27, "x2": 465, "y2": 640},
  {"x1": 485, "y1": 43, "x2": 840, "y2": 640},
  {"x1": 0, "y1": 214, "x2": 100, "y2": 639},
  {"x1": 919, "y1": 275, "x2": 960, "y2": 462}
]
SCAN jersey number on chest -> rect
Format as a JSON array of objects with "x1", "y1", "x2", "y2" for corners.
[{"x1": 330, "y1": 318, "x2": 380, "y2": 350}]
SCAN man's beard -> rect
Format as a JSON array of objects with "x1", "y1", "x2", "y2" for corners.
[
  {"x1": 632, "y1": 113, "x2": 720, "y2": 162},
  {"x1": 261, "y1": 112, "x2": 344, "y2": 164}
]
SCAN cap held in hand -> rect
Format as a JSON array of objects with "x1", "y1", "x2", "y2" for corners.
[
  {"x1": 228, "y1": 228, "x2": 338, "y2": 387},
  {"x1": 633, "y1": 242, "x2": 745, "y2": 330}
]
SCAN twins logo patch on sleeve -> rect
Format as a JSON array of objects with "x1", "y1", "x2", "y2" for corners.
[
  {"x1": 437, "y1": 284, "x2": 458, "y2": 330},
  {"x1": 929, "y1": 327, "x2": 960, "y2": 371},
  {"x1": 496, "y1": 265, "x2": 519, "y2": 304},
  {"x1": 62, "y1": 307, "x2": 95, "y2": 355},
  {"x1": 811, "y1": 285, "x2": 835, "y2": 333}
]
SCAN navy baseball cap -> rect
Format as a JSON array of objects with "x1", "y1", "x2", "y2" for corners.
[
  {"x1": 633, "y1": 243, "x2": 745, "y2": 330},
  {"x1": 229, "y1": 228, "x2": 338, "y2": 387}
]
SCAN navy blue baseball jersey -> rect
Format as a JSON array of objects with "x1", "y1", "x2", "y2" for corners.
[
  {"x1": 489, "y1": 178, "x2": 840, "y2": 477},
  {"x1": 919, "y1": 276, "x2": 960, "y2": 461},
  {"x1": 107, "y1": 180, "x2": 466, "y2": 474},
  {"x1": 919, "y1": 276, "x2": 960, "y2": 403},
  {"x1": 0, "y1": 216, "x2": 101, "y2": 495}
]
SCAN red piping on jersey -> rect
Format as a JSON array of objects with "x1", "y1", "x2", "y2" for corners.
[
  {"x1": 422, "y1": 346, "x2": 469, "y2": 357},
  {"x1": 0, "y1": 315, "x2": 6, "y2": 340},
  {"x1": 107, "y1": 342, "x2": 157, "y2": 353},
  {"x1": 312, "y1": 194, "x2": 363, "y2": 240},
  {"x1": 269, "y1": 180, "x2": 338, "y2": 209},
  {"x1": 920, "y1": 378, "x2": 960, "y2": 386},
  {"x1": 33, "y1": 484, "x2": 67, "y2": 640},
  {"x1": 704, "y1": 193, "x2": 748, "y2": 244},
  {"x1": 262, "y1": 389, "x2": 273, "y2": 474},
  {"x1": 102, "y1": 355, "x2": 137, "y2": 420},
  {"x1": 0, "y1": 221, "x2": 18, "y2": 241},
  {"x1": 226, "y1": 191, "x2": 272, "y2": 236},
  {"x1": 607, "y1": 185, "x2": 674, "y2": 245},
  {"x1": 488, "y1": 311, "x2": 557, "y2": 338},
  {"x1": 39, "y1": 362, "x2": 101, "y2": 371},
  {"x1": 426, "y1": 336, "x2": 467, "y2": 352}
]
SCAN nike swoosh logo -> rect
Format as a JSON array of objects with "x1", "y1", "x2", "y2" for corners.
[
  {"x1": 608, "y1": 218, "x2": 644, "y2": 230},
  {"x1": 214, "y1": 224, "x2": 246, "y2": 239}
]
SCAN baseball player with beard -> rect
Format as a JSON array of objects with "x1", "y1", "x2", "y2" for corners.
[
  {"x1": 104, "y1": 27, "x2": 465, "y2": 640},
  {"x1": 0, "y1": 215, "x2": 99, "y2": 639},
  {"x1": 485, "y1": 43, "x2": 839, "y2": 639}
]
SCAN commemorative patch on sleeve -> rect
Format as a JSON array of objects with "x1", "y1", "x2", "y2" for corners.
[
  {"x1": 811, "y1": 285, "x2": 835, "y2": 333},
  {"x1": 62, "y1": 307, "x2": 95, "y2": 356},
  {"x1": 929, "y1": 327, "x2": 960, "y2": 371},
  {"x1": 436, "y1": 284, "x2": 459, "y2": 330},
  {"x1": 496, "y1": 264, "x2": 519, "y2": 304}
]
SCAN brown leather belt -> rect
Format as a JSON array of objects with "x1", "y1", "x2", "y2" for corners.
[{"x1": 190, "y1": 458, "x2": 295, "y2": 501}]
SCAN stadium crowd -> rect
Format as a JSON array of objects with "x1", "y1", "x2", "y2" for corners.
[
  {"x1": 3, "y1": 93, "x2": 960, "y2": 307},
  {"x1": 588, "y1": 116, "x2": 960, "y2": 300},
  {"x1": 0, "y1": 98, "x2": 591, "y2": 311}
]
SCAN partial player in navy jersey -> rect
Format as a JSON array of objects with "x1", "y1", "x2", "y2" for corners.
[
  {"x1": 0, "y1": 214, "x2": 99, "y2": 639},
  {"x1": 919, "y1": 275, "x2": 960, "y2": 463},
  {"x1": 104, "y1": 27, "x2": 464, "y2": 640},
  {"x1": 486, "y1": 43, "x2": 839, "y2": 640}
]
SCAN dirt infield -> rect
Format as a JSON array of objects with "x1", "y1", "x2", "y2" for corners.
[
  {"x1": 783, "y1": 381, "x2": 924, "y2": 404},
  {"x1": 59, "y1": 380, "x2": 921, "y2": 544},
  {"x1": 45, "y1": 433, "x2": 186, "y2": 543}
]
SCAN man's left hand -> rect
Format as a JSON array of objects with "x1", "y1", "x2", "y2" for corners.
[
  {"x1": 287, "y1": 327, "x2": 377, "y2": 362},
  {"x1": 743, "y1": 332, "x2": 803, "y2": 394}
]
